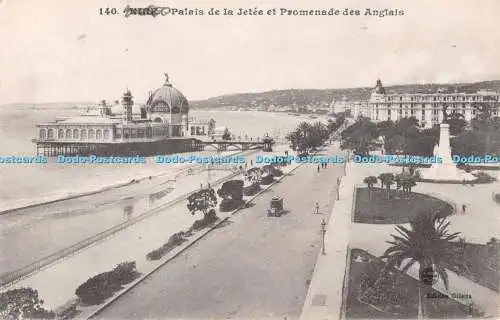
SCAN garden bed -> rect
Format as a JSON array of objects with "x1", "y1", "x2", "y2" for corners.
[
  {"x1": 416, "y1": 171, "x2": 496, "y2": 184},
  {"x1": 75, "y1": 261, "x2": 141, "y2": 306},
  {"x1": 416, "y1": 178, "x2": 494, "y2": 184},
  {"x1": 446, "y1": 242, "x2": 500, "y2": 292},
  {"x1": 354, "y1": 188, "x2": 454, "y2": 224},
  {"x1": 344, "y1": 248, "x2": 479, "y2": 319},
  {"x1": 146, "y1": 232, "x2": 189, "y2": 261}
]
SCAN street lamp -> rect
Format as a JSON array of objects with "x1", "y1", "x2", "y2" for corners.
[
  {"x1": 336, "y1": 177, "x2": 341, "y2": 200},
  {"x1": 321, "y1": 219, "x2": 327, "y2": 255}
]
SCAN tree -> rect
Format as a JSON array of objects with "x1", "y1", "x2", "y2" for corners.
[
  {"x1": 395, "y1": 172, "x2": 416, "y2": 193},
  {"x1": 298, "y1": 121, "x2": 312, "y2": 151},
  {"x1": 309, "y1": 121, "x2": 329, "y2": 149},
  {"x1": 222, "y1": 130, "x2": 231, "y2": 140},
  {"x1": 285, "y1": 129, "x2": 303, "y2": 151},
  {"x1": 363, "y1": 176, "x2": 378, "y2": 199},
  {"x1": 376, "y1": 120, "x2": 395, "y2": 137},
  {"x1": 0, "y1": 288, "x2": 55, "y2": 320},
  {"x1": 187, "y1": 188, "x2": 218, "y2": 220},
  {"x1": 381, "y1": 214, "x2": 462, "y2": 318},
  {"x1": 217, "y1": 180, "x2": 244, "y2": 201},
  {"x1": 377, "y1": 173, "x2": 393, "y2": 189},
  {"x1": 363, "y1": 176, "x2": 378, "y2": 189},
  {"x1": 451, "y1": 131, "x2": 486, "y2": 156},
  {"x1": 341, "y1": 118, "x2": 379, "y2": 155},
  {"x1": 378, "y1": 173, "x2": 395, "y2": 199},
  {"x1": 384, "y1": 175, "x2": 394, "y2": 199},
  {"x1": 246, "y1": 167, "x2": 262, "y2": 183},
  {"x1": 445, "y1": 113, "x2": 467, "y2": 136}
]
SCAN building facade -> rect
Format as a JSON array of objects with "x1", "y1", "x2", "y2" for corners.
[
  {"x1": 369, "y1": 79, "x2": 500, "y2": 128},
  {"x1": 331, "y1": 96, "x2": 370, "y2": 118},
  {"x1": 34, "y1": 74, "x2": 215, "y2": 156}
]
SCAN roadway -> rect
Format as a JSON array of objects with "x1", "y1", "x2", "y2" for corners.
[{"x1": 95, "y1": 144, "x2": 345, "y2": 320}]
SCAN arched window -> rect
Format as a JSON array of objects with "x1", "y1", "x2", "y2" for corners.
[
  {"x1": 96, "y1": 129, "x2": 103, "y2": 140},
  {"x1": 47, "y1": 129, "x2": 54, "y2": 139},
  {"x1": 103, "y1": 129, "x2": 110, "y2": 140},
  {"x1": 73, "y1": 129, "x2": 79, "y2": 139},
  {"x1": 88, "y1": 129, "x2": 95, "y2": 140},
  {"x1": 65, "y1": 129, "x2": 72, "y2": 139},
  {"x1": 39, "y1": 129, "x2": 46, "y2": 139},
  {"x1": 81, "y1": 129, "x2": 87, "y2": 140},
  {"x1": 58, "y1": 129, "x2": 64, "y2": 139},
  {"x1": 171, "y1": 106, "x2": 180, "y2": 114}
]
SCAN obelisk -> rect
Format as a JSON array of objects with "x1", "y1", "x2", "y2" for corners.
[{"x1": 421, "y1": 123, "x2": 474, "y2": 181}]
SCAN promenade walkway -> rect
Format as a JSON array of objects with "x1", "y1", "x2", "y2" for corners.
[{"x1": 300, "y1": 160, "x2": 354, "y2": 320}]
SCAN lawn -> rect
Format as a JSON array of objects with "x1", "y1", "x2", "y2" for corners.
[
  {"x1": 344, "y1": 248, "x2": 476, "y2": 319},
  {"x1": 446, "y1": 242, "x2": 500, "y2": 293},
  {"x1": 353, "y1": 188, "x2": 454, "y2": 224}
]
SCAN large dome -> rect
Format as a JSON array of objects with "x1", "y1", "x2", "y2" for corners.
[{"x1": 146, "y1": 74, "x2": 189, "y2": 114}]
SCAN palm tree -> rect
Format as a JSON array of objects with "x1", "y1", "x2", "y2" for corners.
[
  {"x1": 396, "y1": 172, "x2": 417, "y2": 194},
  {"x1": 381, "y1": 214, "x2": 462, "y2": 319},
  {"x1": 363, "y1": 176, "x2": 378, "y2": 199},
  {"x1": 378, "y1": 173, "x2": 394, "y2": 199}
]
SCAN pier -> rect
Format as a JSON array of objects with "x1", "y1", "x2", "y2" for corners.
[
  {"x1": 198, "y1": 137, "x2": 274, "y2": 152},
  {"x1": 32, "y1": 136, "x2": 274, "y2": 156}
]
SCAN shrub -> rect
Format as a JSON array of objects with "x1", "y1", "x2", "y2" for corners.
[
  {"x1": 146, "y1": 232, "x2": 188, "y2": 260},
  {"x1": 260, "y1": 174, "x2": 274, "y2": 185},
  {"x1": 189, "y1": 209, "x2": 218, "y2": 231},
  {"x1": 273, "y1": 169, "x2": 283, "y2": 176},
  {"x1": 473, "y1": 171, "x2": 496, "y2": 183},
  {"x1": 494, "y1": 194, "x2": 500, "y2": 204},
  {"x1": 75, "y1": 261, "x2": 140, "y2": 305},
  {"x1": 243, "y1": 182, "x2": 261, "y2": 196},
  {"x1": 219, "y1": 198, "x2": 245, "y2": 212}
]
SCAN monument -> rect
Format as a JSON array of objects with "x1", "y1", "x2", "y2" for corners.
[{"x1": 420, "y1": 123, "x2": 475, "y2": 181}]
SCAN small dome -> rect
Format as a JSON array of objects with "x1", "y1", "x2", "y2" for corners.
[
  {"x1": 374, "y1": 78, "x2": 386, "y2": 94},
  {"x1": 146, "y1": 74, "x2": 189, "y2": 114}
]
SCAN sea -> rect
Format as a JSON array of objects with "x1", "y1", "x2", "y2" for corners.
[{"x1": 0, "y1": 106, "x2": 326, "y2": 211}]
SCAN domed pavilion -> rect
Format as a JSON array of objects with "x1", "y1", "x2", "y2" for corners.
[{"x1": 146, "y1": 73, "x2": 189, "y2": 137}]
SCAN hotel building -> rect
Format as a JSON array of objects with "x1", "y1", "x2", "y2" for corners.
[{"x1": 369, "y1": 79, "x2": 500, "y2": 128}]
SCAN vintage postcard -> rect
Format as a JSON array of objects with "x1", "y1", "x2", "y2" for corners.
[{"x1": 0, "y1": 0, "x2": 499, "y2": 319}]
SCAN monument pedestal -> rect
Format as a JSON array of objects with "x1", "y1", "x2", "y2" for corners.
[{"x1": 420, "y1": 123, "x2": 475, "y2": 181}]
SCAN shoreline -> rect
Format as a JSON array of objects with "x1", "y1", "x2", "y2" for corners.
[{"x1": 0, "y1": 147, "x2": 271, "y2": 215}]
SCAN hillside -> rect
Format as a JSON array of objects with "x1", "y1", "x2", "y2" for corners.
[{"x1": 190, "y1": 80, "x2": 500, "y2": 110}]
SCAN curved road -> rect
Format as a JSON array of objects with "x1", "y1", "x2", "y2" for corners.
[{"x1": 95, "y1": 145, "x2": 345, "y2": 320}]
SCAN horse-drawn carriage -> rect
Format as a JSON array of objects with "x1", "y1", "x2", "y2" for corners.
[{"x1": 267, "y1": 196, "x2": 284, "y2": 217}]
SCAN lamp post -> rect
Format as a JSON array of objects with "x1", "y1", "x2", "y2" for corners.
[
  {"x1": 321, "y1": 219, "x2": 327, "y2": 255},
  {"x1": 207, "y1": 163, "x2": 212, "y2": 185},
  {"x1": 336, "y1": 177, "x2": 341, "y2": 200}
]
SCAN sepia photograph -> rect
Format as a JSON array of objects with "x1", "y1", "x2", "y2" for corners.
[{"x1": 0, "y1": 0, "x2": 499, "y2": 319}]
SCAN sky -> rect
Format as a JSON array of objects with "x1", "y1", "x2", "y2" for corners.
[{"x1": 1, "y1": 0, "x2": 500, "y2": 104}]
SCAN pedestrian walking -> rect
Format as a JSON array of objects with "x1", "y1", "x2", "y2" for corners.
[
  {"x1": 315, "y1": 201, "x2": 320, "y2": 214},
  {"x1": 317, "y1": 165, "x2": 320, "y2": 173},
  {"x1": 462, "y1": 204, "x2": 466, "y2": 213}
]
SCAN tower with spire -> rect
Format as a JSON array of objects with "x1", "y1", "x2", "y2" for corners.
[{"x1": 121, "y1": 89, "x2": 134, "y2": 123}]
